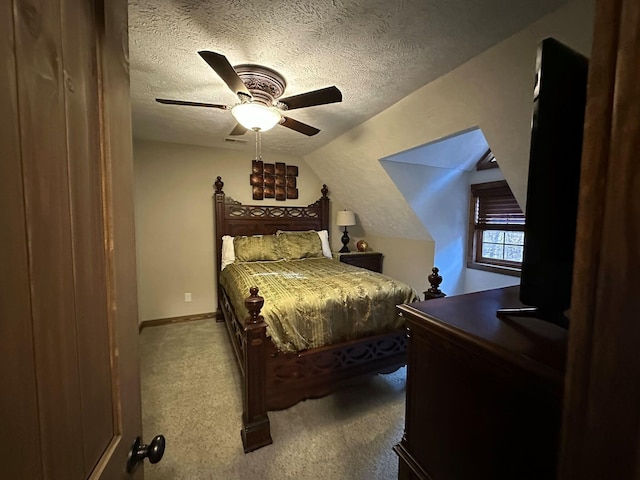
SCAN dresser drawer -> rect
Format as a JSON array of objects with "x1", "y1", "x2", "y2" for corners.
[{"x1": 334, "y1": 252, "x2": 383, "y2": 273}]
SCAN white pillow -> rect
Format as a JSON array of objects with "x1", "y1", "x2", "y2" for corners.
[
  {"x1": 317, "y1": 230, "x2": 332, "y2": 259},
  {"x1": 221, "y1": 235, "x2": 235, "y2": 270}
]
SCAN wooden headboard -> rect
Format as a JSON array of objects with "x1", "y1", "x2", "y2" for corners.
[{"x1": 212, "y1": 176, "x2": 330, "y2": 271}]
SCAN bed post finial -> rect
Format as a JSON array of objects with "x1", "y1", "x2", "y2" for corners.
[
  {"x1": 245, "y1": 286, "x2": 265, "y2": 324},
  {"x1": 214, "y1": 176, "x2": 224, "y2": 194},
  {"x1": 428, "y1": 267, "x2": 443, "y2": 294},
  {"x1": 424, "y1": 267, "x2": 446, "y2": 301},
  {"x1": 319, "y1": 185, "x2": 329, "y2": 230}
]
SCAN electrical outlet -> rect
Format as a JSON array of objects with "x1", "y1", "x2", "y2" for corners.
[{"x1": 184, "y1": 292, "x2": 192, "y2": 302}]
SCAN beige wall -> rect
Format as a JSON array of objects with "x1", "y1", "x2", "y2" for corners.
[
  {"x1": 134, "y1": 0, "x2": 594, "y2": 320},
  {"x1": 363, "y1": 235, "x2": 435, "y2": 296},
  {"x1": 303, "y1": 0, "x2": 593, "y2": 298},
  {"x1": 304, "y1": 0, "x2": 594, "y2": 245},
  {"x1": 133, "y1": 139, "x2": 322, "y2": 321},
  {"x1": 133, "y1": 140, "x2": 428, "y2": 321}
]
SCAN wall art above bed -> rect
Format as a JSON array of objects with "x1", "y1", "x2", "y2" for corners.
[{"x1": 250, "y1": 160, "x2": 299, "y2": 201}]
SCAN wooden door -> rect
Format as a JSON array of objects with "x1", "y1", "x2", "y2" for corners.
[
  {"x1": 558, "y1": 0, "x2": 640, "y2": 478},
  {"x1": 0, "y1": 0, "x2": 146, "y2": 478}
]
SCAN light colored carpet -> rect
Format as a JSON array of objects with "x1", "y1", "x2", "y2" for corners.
[{"x1": 140, "y1": 319, "x2": 406, "y2": 479}]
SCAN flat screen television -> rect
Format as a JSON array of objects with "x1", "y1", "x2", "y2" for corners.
[{"x1": 499, "y1": 37, "x2": 589, "y2": 328}]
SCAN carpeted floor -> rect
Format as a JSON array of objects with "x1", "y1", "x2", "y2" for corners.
[{"x1": 140, "y1": 319, "x2": 407, "y2": 479}]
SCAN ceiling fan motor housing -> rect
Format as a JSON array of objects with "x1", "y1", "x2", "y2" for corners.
[{"x1": 234, "y1": 64, "x2": 287, "y2": 106}]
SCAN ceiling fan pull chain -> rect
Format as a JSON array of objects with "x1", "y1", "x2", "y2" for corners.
[{"x1": 255, "y1": 130, "x2": 262, "y2": 160}]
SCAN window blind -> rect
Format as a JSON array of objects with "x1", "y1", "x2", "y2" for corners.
[{"x1": 471, "y1": 183, "x2": 524, "y2": 230}]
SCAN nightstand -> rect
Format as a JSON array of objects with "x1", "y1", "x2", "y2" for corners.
[{"x1": 333, "y1": 251, "x2": 383, "y2": 273}]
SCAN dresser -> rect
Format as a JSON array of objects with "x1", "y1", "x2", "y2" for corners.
[
  {"x1": 333, "y1": 251, "x2": 383, "y2": 273},
  {"x1": 394, "y1": 286, "x2": 568, "y2": 480}
]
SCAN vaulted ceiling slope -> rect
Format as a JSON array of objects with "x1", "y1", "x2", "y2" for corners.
[
  {"x1": 129, "y1": 0, "x2": 569, "y2": 157},
  {"x1": 304, "y1": 0, "x2": 594, "y2": 241}
]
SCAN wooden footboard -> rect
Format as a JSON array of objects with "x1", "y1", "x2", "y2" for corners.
[
  {"x1": 265, "y1": 330, "x2": 407, "y2": 411},
  {"x1": 218, "y1": 284, "x2": 244, "y2": 373},
  {"x1": 220, "y1": 285, "x2": 408, "y2": 453}
]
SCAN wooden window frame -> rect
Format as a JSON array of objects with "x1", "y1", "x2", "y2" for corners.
[
  {"x1": 476, "y1": 149, "x2": 499, "y2": 170},
  {"x1": 467, "y1": 180, "x2": 524, "y2": 277}
]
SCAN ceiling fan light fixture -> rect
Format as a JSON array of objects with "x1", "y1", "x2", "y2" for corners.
[{"x1": 231, "y1": 103, "x2": 281, "y2": 132}]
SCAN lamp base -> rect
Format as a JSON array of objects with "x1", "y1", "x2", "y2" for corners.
[{"x1": 339, "y1": 227, "x2": 350, "y2": 253}]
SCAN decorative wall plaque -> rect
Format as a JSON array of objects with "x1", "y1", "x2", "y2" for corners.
[{"x1": 251, "y1": 160, "x2": 298, "y2": 200}]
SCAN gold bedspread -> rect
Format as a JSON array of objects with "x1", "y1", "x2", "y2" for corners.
[{"x1": 219, "y1": 258, "x2": 418, "y2": 353}]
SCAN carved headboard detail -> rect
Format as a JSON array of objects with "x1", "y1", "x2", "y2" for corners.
[{"x1": 212, "y1": 176, "x2": 330, "y2": 271}]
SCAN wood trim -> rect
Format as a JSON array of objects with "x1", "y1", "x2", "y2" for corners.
[
  {"x1": 469, "y1": 179, "x2": 510, "y2": 192},
  {"x1": 466, "y1": 261, "x2": 521, "y2": 277},
  {"x1": 467, "y1": 186, "x2": 477, "y2": 268},
  {"x1": 139, "y1": 312, "x2": 216, "y2": 332},
  {"x1": 62, "y1": 0, "x2": 115, "y2": 471},
  {"x1": 94, "y1": 0, "x2": 144, "y2": 477},
  {"x1": 559, "y1": 0, "x2": 640, "y2": 477},
  {"x1": 475, "y1": 149, "x2": 498, "y2": 170}
]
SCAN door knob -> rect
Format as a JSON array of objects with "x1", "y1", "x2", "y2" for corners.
[{"x1": 126, "y1": 435, "x2": 165, "y2": 473}]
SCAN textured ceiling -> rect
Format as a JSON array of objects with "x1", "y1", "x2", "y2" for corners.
[{"x1": 129, "y1": 0, "x2": 569, "y2": 157}]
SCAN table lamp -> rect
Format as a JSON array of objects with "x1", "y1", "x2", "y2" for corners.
[{"x1": 336, "y1": 210, "x2": 356, "y2": 253}]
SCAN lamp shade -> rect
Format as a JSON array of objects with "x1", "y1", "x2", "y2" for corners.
[
  {"x1": 231, "y1": 103, "x2": 282, "y2": 132},
  {"x1": 336, "y1": 210, "x2": 356, "y2": 227}
]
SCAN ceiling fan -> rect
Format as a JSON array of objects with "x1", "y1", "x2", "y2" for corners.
[{"x1": 155, "y1": 51, "x2": 342, "y2": 137}]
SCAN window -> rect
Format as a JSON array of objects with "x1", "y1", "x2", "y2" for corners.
[{"x1": 467, "y1": 180, "x2": 524, "y2": 276}]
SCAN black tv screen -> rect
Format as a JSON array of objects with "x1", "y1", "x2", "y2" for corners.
[{"x1": 518, "y1": 37, "x2": 589, "y2": 326}]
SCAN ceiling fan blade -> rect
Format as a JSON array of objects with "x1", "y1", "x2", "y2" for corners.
[
  {"x1": 229, "y1": 123, "x2": 248, "y2": 136},
  {"x1": 280, "y1": 116, "x2": 320, "y2": 136},
  {"x1": 197, "y1": 51, "x2": 252, "y2": 98},
  {"x1": 279, "y1": 86, "x2": 342, "y2": 111},
  {"x1": 155, "y1": 98, "x2": 229, "y2": 109}
]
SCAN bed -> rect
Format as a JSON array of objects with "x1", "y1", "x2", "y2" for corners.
[{"x1": 213, "y1": 177, "x2": 417, "y2": 452}]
